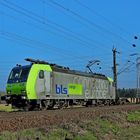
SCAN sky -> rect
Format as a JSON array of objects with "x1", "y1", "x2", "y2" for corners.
[{"x1": 0, "y1": 0, "x2": 140, "y2": 91}]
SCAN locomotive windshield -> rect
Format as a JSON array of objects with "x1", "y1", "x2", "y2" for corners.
[{"x1": 7, "y1": 65, "x2": 31, "y2": 83}]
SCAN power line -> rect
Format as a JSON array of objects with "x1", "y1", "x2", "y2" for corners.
[
  {"x1": 2, "y1": 0, "x2": 109, "y2": 50},
  {"x1": 74, "y1": 0, "x2": 135, "y2": 38},
  {"x1": 46, "y1": 0, "x2": 137, "y2": 60},
  {"x1": 0, "y1": 11, "x2": 94, "y2": 50},
  {"x1": 0, "y1": 1, "x2": 111, "y2": 52},
  {"x1": 1, "y1": 30, "x2": 111, "y2": 65},
  {"x1": 7, "y1": 0, "x2": 137, "y2": 62},
  {"x1": 0, "y1": 30, "x2": 84, "y2": 59},
  {"x1": 0, "y1": 34, "x2": 87, "y2": 67},
  {"x1": 47, "y1": 0, "x2": 133, "y2": 46},
  {"x1": 2, "y1": 30, "x2": 112, "y2": 69},
  {"x1": 0, "y1": 29, "x2": 114, "y2": 70},
  {"x1": 0, "y1": 0, "x2": 133, "y2": 74},
  {"x1": 0, "y1": 30, "x2": 113, "y2": 73}
]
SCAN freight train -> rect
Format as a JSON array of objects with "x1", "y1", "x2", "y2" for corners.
[{"x1": 3, "y1": 58, "x2": 117, "y2": 110}]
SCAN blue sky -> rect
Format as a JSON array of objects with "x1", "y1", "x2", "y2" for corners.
[{"x1": 0, "y1": 0, "x2": 140, "y2": 91}]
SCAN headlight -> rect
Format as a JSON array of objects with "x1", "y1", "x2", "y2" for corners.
[
  {"x1": 7, "y1": 91, "x2": 11, "y2": 94},
  {"x1": 21, "y1": 96, "x2": 26, "y2": 99}
]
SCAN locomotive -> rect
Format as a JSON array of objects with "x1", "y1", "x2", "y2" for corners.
[{"x1": 4, "y1": 58, "x2": 116, "y2": 110}]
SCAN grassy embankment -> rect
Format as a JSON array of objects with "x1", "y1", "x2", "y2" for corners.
[{"x1": 0, "y1": 110, "x2": 140, "y2": 140}]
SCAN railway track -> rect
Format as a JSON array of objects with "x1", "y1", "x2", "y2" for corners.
[{"x1": 0, "y1": 104, "x2": 140, "y2": 132}]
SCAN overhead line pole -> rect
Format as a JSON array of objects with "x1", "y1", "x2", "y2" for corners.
[{"x1": 112, "y1": 47, "x2": 119, "y2": 101}]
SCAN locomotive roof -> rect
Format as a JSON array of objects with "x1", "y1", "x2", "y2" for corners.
[
  {"x1": 25, "y1": 58, "x2": 108, "y2": 80},
  {"x1": 51, "y1": 65, "x2": 108, "y2": 80}
]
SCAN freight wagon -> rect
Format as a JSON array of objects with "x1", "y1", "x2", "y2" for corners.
[{"x1": 4, "y1": 58, "x2": 116, "y2": 110}]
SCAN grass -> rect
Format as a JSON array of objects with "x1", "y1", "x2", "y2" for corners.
[
  {"x1": 127, "y1": 111, "x2": 140, "y2": 121},
  {"x1": 119, "y1": 126, "x2": 140, "y2": 140},
  {"x1": 0, "y1": 128, "x2": 49, "y2": 140},
  {"x1": 74, "y1": 132, "x2": 96, "y2": 140},
  {"x1": 0, "y1": 128, "x2": 97, "y2": 140},
  {"x1": 95, "y1": 118, "x2": 120, "y2": 135},
  {"x1": 0, "y1": 111, "x2": 140, "y2": 140}
]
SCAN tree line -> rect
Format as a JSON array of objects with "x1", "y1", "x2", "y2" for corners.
[{"x1": 117, "y1": 88, "x2": 137, "y2": 98}]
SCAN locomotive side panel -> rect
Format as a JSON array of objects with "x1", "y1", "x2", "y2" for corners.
[
  {"x1": 108, "y1": 81, "x2": 116, "y2": 99},
  {"x1": 35, "y1": 71, "x2": 51, "y2": 99},
  {"x1": 29, "y1": 69, "x2": 115, "y2": 100},
  {"x1": 51, "y1": 72, "x2": 85, "y2": 99},
  {"x1": 92, "y1": 79, "x2": 108, "y2": 99},
  {"x1": 49, "y1": 71, "x2": 115, "y2": 100}
]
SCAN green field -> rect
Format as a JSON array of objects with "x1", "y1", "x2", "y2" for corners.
[
  {"x1": 0, "y1": 110, "x2": 140, "y2": 140},
  {"x1": 127, "y1": 111, "x2": 140, "y2": 122}
]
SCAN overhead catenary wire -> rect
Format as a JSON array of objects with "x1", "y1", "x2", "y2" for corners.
[
  {"x1": 47, "y1": 0, "x2": 133, "y2": 46},
  {"x1": 0, "y1": 1, "x2": 136, "y2": 64},
  {"x1": 0, "y1": 0, "x2": 112, "y2": 52},
  {"x1": 0, "y1": 34, "x2": 89, "y2": 67},
  {"x1": 0, "y1": 31, "x2": 114, "y2": 70},
  {"x1": 0, "y1": 30, "x2": 111, "y2": 65},
  {"x1": 45, "y1": 0, "x2": 138, "y2": 61},
  {"x1": 117, "y1": 62, "x2": 135, "y2": 76},
  {"x1": 2, "y1": 0, "x2": 108, "y2": 50},
  {"x1": 0, "y1": 29, "x2": 114, "y2": 69},
  {"x1": 2, "y1": 0, "x2": 136, "y2": 64},
  {"x1": 0, "y1": 1, "x2": 120, "y2": 72},
  {"x1": 0, "y1": 30, "x2": 84, "y2": 59},
  {"x1": 74, "y1": 0, "x2": 135, "y2": 38}
]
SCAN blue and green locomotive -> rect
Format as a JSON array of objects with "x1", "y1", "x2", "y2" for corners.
[{"x1": 4, "y1": 58, "x2": 116, "y2": 110}]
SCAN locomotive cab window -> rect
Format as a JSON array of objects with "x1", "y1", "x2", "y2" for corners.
[{"x1": 39, "y1": 70, "x2": 44, "y2": 79}]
